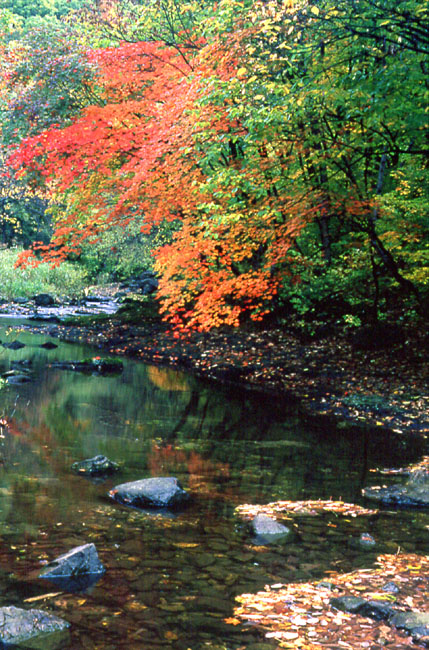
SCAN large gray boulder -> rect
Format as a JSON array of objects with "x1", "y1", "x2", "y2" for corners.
[
  {"x1": 109, "y1": 476, "x2": 189, "y2": 509},
  {"x1": 0, "y1": 605, "x2": 69, "y2": 649},
  {"x1": 39, "y1": 543, "x2": 104, "y2": 579},
  {"x1": 140, "y1": 277, "x2": 158, "y2": 295}
]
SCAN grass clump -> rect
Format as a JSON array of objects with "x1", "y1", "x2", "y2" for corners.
[{"x1": 0, "y1": 247, "x2": 88, "y2": 301}]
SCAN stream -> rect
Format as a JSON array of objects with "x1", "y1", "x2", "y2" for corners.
[{"x1": 0, "y1": 318, "x2": 427, "y2": 649}]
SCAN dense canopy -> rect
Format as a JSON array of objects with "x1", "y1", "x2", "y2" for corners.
[{"x1": 2, "y1": 0, "x2": 428, "y2": 330}]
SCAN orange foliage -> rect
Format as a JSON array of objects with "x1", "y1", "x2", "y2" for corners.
[{"x1": 7, "y1": 22, "x2": 317, "y2": 330}]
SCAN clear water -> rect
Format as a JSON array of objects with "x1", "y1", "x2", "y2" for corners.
[{"x1": 0, "y1": 319, "x2": 427, "y2": 649}]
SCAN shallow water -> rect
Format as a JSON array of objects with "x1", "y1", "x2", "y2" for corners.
[{"x1": 0, "y1": 319, "x2": 427, "y2": 649}]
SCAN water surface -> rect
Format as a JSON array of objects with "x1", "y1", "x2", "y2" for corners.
[{"x1": 0, "y1": 320, "x2": 427, "y2": 649}]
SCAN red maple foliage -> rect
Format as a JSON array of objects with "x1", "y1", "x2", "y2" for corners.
[{"x1": 8, "y1": 25, "x2": 308, "y2": 330}]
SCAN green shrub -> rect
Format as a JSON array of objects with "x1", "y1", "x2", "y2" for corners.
[{"x1": 79, "y1": 220, "x2": 178, "y2": 282}]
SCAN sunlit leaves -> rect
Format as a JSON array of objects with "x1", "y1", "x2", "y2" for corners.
[
  {"x1": 236, "y1": 500, "x2": 378, "y2": 519},
  {"x1": 231, "y1": 553, "x2": 429, "y2": 648}
]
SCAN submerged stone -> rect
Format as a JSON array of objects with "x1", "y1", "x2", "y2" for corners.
[
  {"x1": 348, "y1": 532, "x2": 377, "y2": 550},
  {"x1": 4, "y1": 374, "x2": 32, "y2": 385},
  {"x1": 2, "y1": 340, "x2": 26, "y2": 350},
  {"x1": 72, "y1": 455, "x2": 119, "y2": 477},
  {"x1": 39, "y1": 543, "x2": 105, "y2": 580},
  {"x1": 0, "y1": 605, "x2": 69, "y2": 649},
  {"x1": 362, "y1": 483, "x2": 429, "y2": 508},
  {"x1": 39, "y1": 573, "x2": 104, "y2": 594},
  {"x1": 11, "y1": 360, "x2": 32, "y2": 370},
  {"x1": 50, "y1": 359, "x2": 123, "y2": 375},
  {"x1": 109, "y1": 476, "x2": 189, "y2": 509},
  {"x1": 250, "y1": 514, "x2": 292, "y2": 544}
]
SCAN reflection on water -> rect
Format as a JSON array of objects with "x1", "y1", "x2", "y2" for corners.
[{"x1": 0, "y1": 320, "x2": 427, "y2": 649}]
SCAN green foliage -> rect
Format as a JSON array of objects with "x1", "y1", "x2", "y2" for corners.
[
  {"x1": 378, "y1": 162, "x2": 429, "y2": 290},
  {"x1": 0, "y1": 247, "x2": 87, "y2": 299},
  {"x1": 2, "y1": 23, "x2": 96, "y2": 144},
  {"x1": 0, "y1": 8, "x2": 23, "y2": 34},
  {"x1": 0, "y1": 152, "x2": 51, "y2": 246},
  {"x1": 90, "y1": 0, "x2": 218, "y2": 47},
  {"x1": 277, "y1": 240, "x2": 373, "y2": 319},
  {"x1": 79, "y1": 220, "x2": 179, "y2": 283},
  {"x1": 0, "y1": 0, "x2": 88, "y2": 21},
  {"x1": 0, "y1": 194, "x2": 50, "y2": 246}
]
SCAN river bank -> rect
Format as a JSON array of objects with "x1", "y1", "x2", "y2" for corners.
[{"x1": 4, "y1": 299, "x2": 427, "y2": 439}]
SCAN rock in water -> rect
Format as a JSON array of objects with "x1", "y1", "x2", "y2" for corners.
[
  {"x1": 2, "y1": 340, "x2": 26, "y2": 350},
  {"x1": 330, "y1": 596, "x2": 366, "y2": 613},
  {"x1": 0, "y1": 605, "x2": 69, "y2": 649},
  {"x1": 4, "y1": 374, "x2": 32, "y2": 385},
  {"x1": 50, "y1": 359, "x2": 123, "y2": 375},
  {"x1": 348, "y1": 532, "x2": 377, "y2": 550},
  {"x1": 39, "y1": 543, "x2": 105, "y2": 579},
  {"x1": 251, "y1": 513, "x2": 292, "y2": 544},
  {"x1": 109, "y1": 476, "x2": 189, "y2": 509},
  {"x1": 363, "y1": 458, "x2": 429, "y2": 508},
  {"x1": 33, "y1": 293, "x2": 55, "y2": 306},
  {"x1": 40, "y1": 341, "x2": 58, "y2": 350},
  {"x1": 362, "y1": 482, "x2": 429, "y2": 508},
  {"x1": 72, "y1": 455, "x2": 119, "y2": 477}
]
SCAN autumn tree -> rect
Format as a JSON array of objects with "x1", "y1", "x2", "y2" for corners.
[{"x1": 5, "y1": 0, "x2": 428, "y2": 329}]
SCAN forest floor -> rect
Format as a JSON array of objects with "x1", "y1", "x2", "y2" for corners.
[{"x1": 21, "y1": 306, "x2": 429, "y2": 439}]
